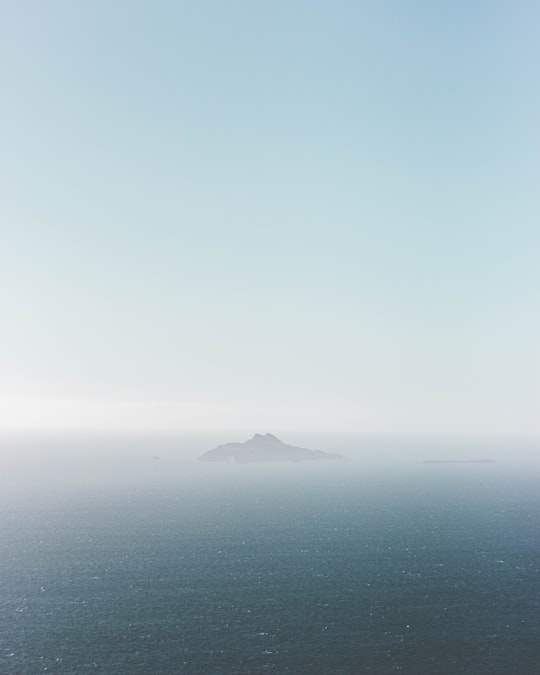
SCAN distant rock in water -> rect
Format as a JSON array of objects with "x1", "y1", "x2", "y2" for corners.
[
  {"x1": 198, "y1": 433, "x2": 346, "y2": 463},
  {"x1": 421, "y1": 459, "x2": 496, "y2": 464}
]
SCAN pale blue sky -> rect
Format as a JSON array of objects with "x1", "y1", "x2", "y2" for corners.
[{"x1": 1, "y1": 0, "x2": 538, "y2": 432}]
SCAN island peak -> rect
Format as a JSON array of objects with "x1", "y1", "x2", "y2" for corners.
[
  {"x1": 252, "y1": 433, "x2": 281, "y2": 442},
  {"x1": 198, "y1": 433, "x2": 345, "y2": 464}
]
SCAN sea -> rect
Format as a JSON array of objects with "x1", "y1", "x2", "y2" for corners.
[{"x1": 0, "y1": 432, "x2": 538, "y2": 674}]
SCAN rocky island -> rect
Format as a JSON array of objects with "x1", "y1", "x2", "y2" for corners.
[
  {"x1": 421, "y1": 459, "x2": 496, "y2": 464},
  {"x1": 198, "y1": 433, "x2": 346, "y2": 463}
]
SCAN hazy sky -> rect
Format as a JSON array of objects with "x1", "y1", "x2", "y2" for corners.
[{"x1": 1, "y1": 1, "x2": 538, "y2": 433}]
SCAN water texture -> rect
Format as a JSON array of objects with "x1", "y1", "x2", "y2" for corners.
[{"x1": 0, "y1": 435, "x2": 538, "y2": 674}]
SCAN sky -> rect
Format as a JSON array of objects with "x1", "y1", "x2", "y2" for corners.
[{"x1": 0, "y1": 0, "x2": 538, "y2": 434}]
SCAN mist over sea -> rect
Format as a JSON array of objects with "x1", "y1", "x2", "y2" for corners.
[{"x1": 1, "y1": 432, "x2": 539, "y2": 674}]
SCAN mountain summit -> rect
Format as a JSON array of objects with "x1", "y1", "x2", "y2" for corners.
[{"x1": 198, "y1": 433, "x2": 346, "y2": 463}]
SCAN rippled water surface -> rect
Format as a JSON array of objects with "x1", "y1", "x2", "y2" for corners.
[{"x1": 1, "y1": 433, "x2": 539, "y2": 673}]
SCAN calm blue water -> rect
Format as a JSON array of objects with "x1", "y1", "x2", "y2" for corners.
[{"x1": 0, "y1": 433, "x2": 539, "y2": 674}]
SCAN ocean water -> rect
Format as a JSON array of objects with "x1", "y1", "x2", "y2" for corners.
[{"x1": 0, "y1": 433, "x2": 539, "y2": 674}]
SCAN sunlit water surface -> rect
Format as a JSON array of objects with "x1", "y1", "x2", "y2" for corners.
[{"x1": 0, "y1": 433, "x2": 538, "y2": 674}]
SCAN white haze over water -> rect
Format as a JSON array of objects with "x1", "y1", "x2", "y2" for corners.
[
  {"x1": 0, "y1": 397, "x2": 538, "y2": 437},
  {"x1": 1, "y1": 432, "x2": 538, "y2": 492},
  {"x1": 1, "y1": 431, "x2": 538, "y2": 674}
]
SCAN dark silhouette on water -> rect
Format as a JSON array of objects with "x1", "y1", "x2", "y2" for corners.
[
  {"x1": 421, "y1": 459, "x2": 496, "y2": 464},
  {"x1": 199, "y1": 433, "x2": 346, "y2": 463}
]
